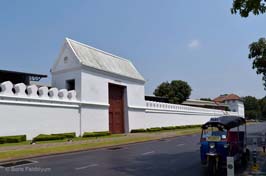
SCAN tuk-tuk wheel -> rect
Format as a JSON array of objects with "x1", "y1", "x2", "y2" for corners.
[
  {"x1": 207, "y1": 157, "x2": 217, "y2": 176},
  {"x1": 245, "y1": 149, "x2": 250, "y2": 161}
]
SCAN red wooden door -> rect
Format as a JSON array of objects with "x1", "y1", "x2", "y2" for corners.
[{"x1": 109, "y1": 84, "x2": 125, "y2": 134}]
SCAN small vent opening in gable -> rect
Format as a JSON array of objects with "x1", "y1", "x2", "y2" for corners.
[{"x1": 64, "y1": 56, "x2": 68, "y2": 64}]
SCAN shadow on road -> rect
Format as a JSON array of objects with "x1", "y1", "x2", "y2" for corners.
[
  {"x1": 111, "y1": 150, "x2": 248, "y2": 176},
  {"x1": 112, "y1": 150, "x2": 206, "y2": 176}
]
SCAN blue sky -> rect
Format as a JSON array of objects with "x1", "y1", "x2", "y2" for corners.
[{"x1": 0, "y1": 0, "x2": 266, "y2": 99}]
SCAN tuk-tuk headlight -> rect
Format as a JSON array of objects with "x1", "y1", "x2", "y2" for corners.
[
  {"x1": 209, "y1": 143, "x2": 215, "y2": 149},
  {"x1": 224, "y1": 143, "x2": 229, "y2": 148}
]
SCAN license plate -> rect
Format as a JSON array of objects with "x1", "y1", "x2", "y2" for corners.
[{"x1": 207, "y1": 136, "x2": 221, "y2": 142}]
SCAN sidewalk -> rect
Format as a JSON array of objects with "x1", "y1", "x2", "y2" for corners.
[
  {"x1": 242, "y1": 148, "x2": 266, "y2": 176},
  {"x1": 0, "y1": 128, "x2": 201, "y2": 162}
]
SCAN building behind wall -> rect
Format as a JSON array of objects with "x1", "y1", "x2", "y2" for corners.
[
  {"x1": 182, "y1": 99, "x2": 229, "y2": 110},
  {"x1": 214, "y1": 94, "x2": 244, "y2": 117},
  {"x1": 0, "y1": 69, "x2": 47, "y2": 85}
]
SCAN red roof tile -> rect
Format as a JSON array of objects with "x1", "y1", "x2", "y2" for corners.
[{"x1": 213, "y1": 94, "x2": 241, "y2": 103}]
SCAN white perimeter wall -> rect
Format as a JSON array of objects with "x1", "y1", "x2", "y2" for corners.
[
  {"x1": 0, "y1": 97, "x2": 80, "y2": 140},
  {"x1": 0, "y1": 81, "x2": 243, "y2": 140},
  {"x1": 128, "y1": 101, "x2": 240, "y2": 130},
  {"x1": 0, "y1": 98, "x2": 242, "y2": 140},
  {"x1": 80, "y1": 104, "x2": 109, "y2": 134}
]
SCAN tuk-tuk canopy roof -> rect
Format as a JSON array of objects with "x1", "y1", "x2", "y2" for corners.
[{"x1": 202, "y1": 116, "x2": 246, "y2": 130}]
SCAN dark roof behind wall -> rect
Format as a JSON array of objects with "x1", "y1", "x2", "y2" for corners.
[
  {"x1": 145, "y1": 96, "x2": 169, "y2": 103},
  {"x1": 0, "y1": 69, "x2": 47, "y2": 85},
  {"x1": 0, "y1": 69, "x2": 47, "y2": 78}
]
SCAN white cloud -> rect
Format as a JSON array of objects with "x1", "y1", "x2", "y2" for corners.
[{"x1": 188, "y1": 39, "x2": 200, "y2": 48}]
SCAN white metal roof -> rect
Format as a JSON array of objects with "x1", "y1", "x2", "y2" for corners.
[{"x1": 66, "y1": 38, "x2": 145, "y2": 82}]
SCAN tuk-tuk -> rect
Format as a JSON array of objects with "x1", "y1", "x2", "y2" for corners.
[{"x1": 200, "y1": 116, "x2": 249, "y2": 175}]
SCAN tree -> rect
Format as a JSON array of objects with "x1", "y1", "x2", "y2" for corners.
[
  {"x1": 258, "y1": 97, "x2": 266, "y2": 119},
  {"x1": 248, "y1": 38, "x2": 266, "y2": 89},
  {"x1": 243, "y1": 96, "x2": 259, "y2": 110},
  {"x1": 231, "y1": 0, "x2": 266, "y2": 17},
  {"x1": 231, "y1": 1, "x2": 266, "y2": 88},
  {"x1": 153, "y1": 80, "x2": 192, "y2": 104},
  {"x1": 242, "y1": 96, "x2": 259, "y2": 119}
]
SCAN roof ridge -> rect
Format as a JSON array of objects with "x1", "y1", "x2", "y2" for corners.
[{"x1": 66, "y1": 38, "x2": 132, "y2": 63}]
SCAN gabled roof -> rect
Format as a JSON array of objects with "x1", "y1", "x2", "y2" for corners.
[
  {"x1": 213, "y1": 94, "x2": 241, "y2": 103},
  {"x1": 66, "y1": 38, "x2": 145, "y2": 82}
]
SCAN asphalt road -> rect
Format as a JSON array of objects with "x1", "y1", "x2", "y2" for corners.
[{"x1": 0, "y1": 123, "x2": 266, "y2": 176}]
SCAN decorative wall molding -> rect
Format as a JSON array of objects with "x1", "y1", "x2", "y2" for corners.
[
  {"x1": 0, "y1": 81, "x2": 77, "y2": 102},
  {"x1": 145, "y1": 101, "x2": 239, "y2": 117}
]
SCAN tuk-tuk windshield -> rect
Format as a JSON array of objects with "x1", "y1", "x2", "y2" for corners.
[{"x1": 201, "y1": 128, "x2": 227, "y2": 142}]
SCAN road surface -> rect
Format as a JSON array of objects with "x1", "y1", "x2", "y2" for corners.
[{"x1": 0, "y1": 123, "x2": 265, "y2": 176}]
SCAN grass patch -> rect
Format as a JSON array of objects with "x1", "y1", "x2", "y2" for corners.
[
  {"x1": 0, "y1": 141, "x2": 31, "y2": 147},
  {"x1": 0, "y1": 136, "x2": 154, "y2": 161},
  {"x1": 174, "y1": 127, "x2": 201, "y2": 135},
  {"x1": 0, "y1": 134, "x2": 126, "y2": 147}
]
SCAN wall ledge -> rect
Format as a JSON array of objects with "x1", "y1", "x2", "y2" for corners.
[{"x1": 0, "y1": 95, "x2": 110, "y2": 108}]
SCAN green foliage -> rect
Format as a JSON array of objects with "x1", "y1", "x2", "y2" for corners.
[
  {"x1": 130, "y1": 129, "x2": 147, "y2": 133},
  {"x1": 130, "y1": 125, "x2": 201, "y2": 133},
  {"x1": 161, "y1": 126, "x2": 176, "y2": 130},
  {"x1": 243, "y1": 96, "x2": 259, "y2": 110},
  {"x1": 258, "y1": 97, "x2": 266, "y2": 119},
  {"x1": 0, "y1": 135, "x2": 26, "y2": 144},
  {"x1": 175, "y1": 125, "x2": 201, "y2": 129},
  {"x1": 245, "y1": 110, "x2": 259, "y2": 119},
  {"x1": 231, "y1": 0, "x2": 266, "y2": 17},
  {"x1": 243, "y1": 96, "x2": 259, "y2": 119},
  {"x1": 146, "y1": 127, "x2": 162, "y2": 132},
  {"x1": 33, "y1": 132, "x2": 76, "y2": 142},
  {"x1": 51, "y1": 132, "x2": 76, "y2": 138},
  {"x1": 33, "y1": 134, "x2": 65, "y2": 142},
  {"x1": 248, "y1": 38, "x2": 266, "y2": 89},
  {"x1": 154, "y1": 80, "x2": 192, "y2": 104},
  {"x1": 83, "y1": 131, "x2": 111, "y2": 138},
  {"x1": 242, "y1": 96, "x2": 266, "y2": 119}
]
